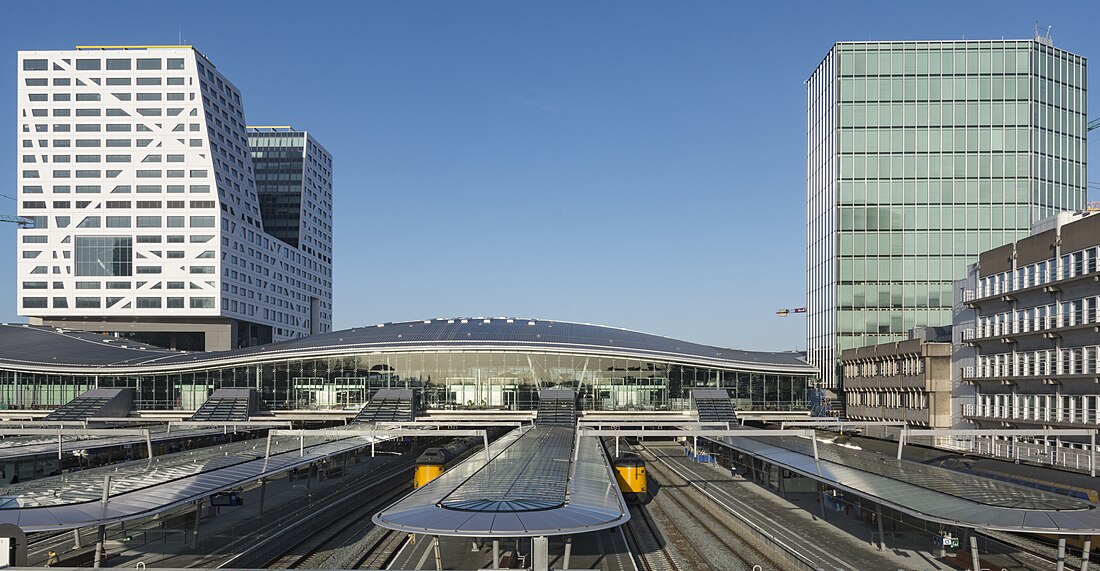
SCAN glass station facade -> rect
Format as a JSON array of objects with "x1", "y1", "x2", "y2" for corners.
[{"x1": 0, "y1": 350, "x2": 814, "y2": 413}]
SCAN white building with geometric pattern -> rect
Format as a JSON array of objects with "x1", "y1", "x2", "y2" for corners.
[{"x1": 16, "y1": 46, "x2": 333, "y2": 350}]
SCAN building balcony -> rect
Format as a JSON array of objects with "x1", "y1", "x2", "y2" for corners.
[
  {"x1": 969, "y1": 259, "x2": 1100, "y2": 307},
  {"x1": 962, "y1": 403, "x2": 1100, "y2": 427},
  {"x1": 967, "y1": 310, "x2": 1100, "y2": 344}
]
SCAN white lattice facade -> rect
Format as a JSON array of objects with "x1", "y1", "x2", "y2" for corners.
[{"x1": 16, "y1": 47, "x2": 332, "y2": 349}]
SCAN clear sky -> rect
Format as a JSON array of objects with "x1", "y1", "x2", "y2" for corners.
[{"x1": 1, "y1": 1, "x2": 1098, "y2": 351}]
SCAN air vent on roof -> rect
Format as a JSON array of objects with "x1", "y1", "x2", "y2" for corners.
[
  {"x1": 528, "y1": 321, "x2": 536, "y2": 326},
  {"x1": 483, "y1": 319, "x2": 491, "y2": 324},
  {"x1": 460, "y1": 319, "x2": 468, "y2": 324},
  {"x1": 423, "y1": 320, "x2": 431, "y2": 324},
  {"x1": 377, "y1": 324, "x2": 385, "y2": 328},
  {"x1": 506, "y1": 319, "x2": 514, "y2": 323}
]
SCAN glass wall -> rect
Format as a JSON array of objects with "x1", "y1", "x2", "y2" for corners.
[
  {"x1": 812, "y1": 40, "x2": 1087, "y2": 391},
  {"x1": 0, "y1": 351, "x2": 814, "y2": 412}
]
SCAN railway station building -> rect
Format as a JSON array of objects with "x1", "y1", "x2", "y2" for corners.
[{"x1": 0, "y1": 317, "x2": 817, "y2": 413}]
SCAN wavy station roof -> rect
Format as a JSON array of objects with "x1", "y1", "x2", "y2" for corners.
[{"x1": 0, "y1": 318, "x2": 815, "y2": 374}]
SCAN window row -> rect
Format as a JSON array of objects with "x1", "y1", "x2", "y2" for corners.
[
  {"x1": 23, "y1": 184, "x2": 210, "y2": 193},
  {"x1": 978, "y1": 245, "x2": 1100, "y2": 298},
  {"x1": 23, "y1": 57, "x2": 186, "y2": 71},
  {"x1": 21, "y1": 296, "x2": 214, "y2": 310}
]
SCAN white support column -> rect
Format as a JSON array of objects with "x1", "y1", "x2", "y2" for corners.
[
  {"x1": 92, "y1": 524, "x2": 106, "y2": 568},
  {"x1": 532, "y1": 536, "x2": 549, "y2": 571},
  {"x1": 1081, "y1": 537, "x2": 1091, "y2": 571},
  {"x1": 1057, "y1": 537, "x2": 1066, "y2": 571},
  {"x1": 970, "y1": 534, "x2": 981, "y2": 571},
  {"x1": 1092, "y1": 431, "x2": 1097, "y2": 478},
  {"x1": 563, "y1": 536, "x2": 572, "y2": 570}
]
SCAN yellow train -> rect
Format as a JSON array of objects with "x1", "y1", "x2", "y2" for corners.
[
  {"x1": 613, "y1": 454, "x2": 648, "y2": 500},
  {"x1": 413, "y1": 437, "x2": 481, "y2": 489}
]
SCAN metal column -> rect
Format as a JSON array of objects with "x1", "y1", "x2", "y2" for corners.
[
  {"x1": 875, "y1": 504, "x2": 885, "y2": 550},
  {"x1": 257, "y1": 478, "x2": 267, "y2": 515},
  {"x1": 532, "y1": 536, "x2": 549, "y2": 571},
  {"x1": 563, "y1": 536, "x2": 572, "y2": 570},
  {"x1": 1081, "y1": 538, "x2": 1091, "y2": 571},
  {"x1": 970, "y1": 534, "x2": 981, "y2": 571},
  {"x1": 192, "y1": 500, "x2": 201, "y2": 546},
  {"x1": 92, "y1": 525, "x2": 106, "y2": 568},
  {"x1": 492, "y1": 539, "x2": 500, "y2": 569},
  {"x1": 1057, "y1": 537, "x2": 1066, "y2": 571},
  {"x1": 817, "y1": 483, "x2": 828, "y2": 521}
]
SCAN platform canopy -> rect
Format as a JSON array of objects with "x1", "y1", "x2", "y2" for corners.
[
  {"x1": 716, "y1": 433, "x2": 1100, "y2": 534},
  {"x1": 374, "y1": 425, "x2": 628, "y2": 536},
  {"x1": 0, "y1": 430, "x2": 385, "y2": 531}
]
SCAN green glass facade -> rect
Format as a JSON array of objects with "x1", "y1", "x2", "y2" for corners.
[{"x1": 808, "y1": 40, "x2": 1087, "y2": 390}]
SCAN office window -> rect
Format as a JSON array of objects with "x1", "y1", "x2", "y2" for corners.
[{"x1": 75, "y1": 236, "x2": 132, "y2": 277}]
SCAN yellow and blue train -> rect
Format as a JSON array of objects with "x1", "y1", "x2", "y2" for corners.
[
  {"x1": 412, "y1": 436, "x2": 486, "y2": 488},
  {"x1": 613, "y1": 453, "x2": 648, "y2": 501}
]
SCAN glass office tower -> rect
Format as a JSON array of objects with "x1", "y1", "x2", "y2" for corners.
[{"x1": 807, "y1": 39, "x2": 1087, "y2": 392}]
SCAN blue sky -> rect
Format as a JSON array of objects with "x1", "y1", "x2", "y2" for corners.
[{"x1": 1, "y1": 1, "x2": 1099, "y2": 351}]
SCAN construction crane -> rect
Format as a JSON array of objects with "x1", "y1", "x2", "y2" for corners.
[
  {"x1": 1090, "y1": 118, "x2": 1100, "y2": 132},
  {"x1": 775, "y1": 307, "x2": 807, "y2": 317},
  {"x1": 0, "y1": 215, "x2": 33, "y2": 227}
]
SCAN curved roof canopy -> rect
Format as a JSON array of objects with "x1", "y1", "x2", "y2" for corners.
[
  {"x1": 0, "y1": 318, "x2": 815, "y2": 374},
  {"x1": 375, "y1": 426, "x2": 628, "y2": 536},
  {"x1": 717, "y1": 434, "x2": 1100, "y2": 534}
]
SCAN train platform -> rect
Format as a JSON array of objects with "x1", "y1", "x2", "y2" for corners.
[
  {"x1": 23, "y1": 448, "x2": 408, "y2": 568},
  {"x1": 375, "y1": 425, "x2": 628, "y2": 538},
  {"x1": 643, "y1": 441, "x2": 952, "y2": 570},
  {"x1": 0, "y1": 428, "x2": 387, "y2": 531},
  {"x1": 388, "y1": 528, "x2": 634, "y2": 571},
  {"x1": 646, "y1": 441, "x2": 1061, "y2": 571}
]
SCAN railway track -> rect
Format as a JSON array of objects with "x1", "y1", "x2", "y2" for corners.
[
  {"x1": 266, "y1": 470, "x2": 410, "y2": 569},
  {"x1": 634, "y1": 444, "x2": 778, "y2": 571},
  {"x1": 623, "y1": 501, "x2": 681, "y2": 571},
  {"x1": 354, "y1": 527, "x2": 408, "y2": 569}
]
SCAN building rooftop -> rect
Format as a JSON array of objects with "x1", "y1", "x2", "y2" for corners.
[{"x1": 0, "y1": 319, "x2": 816, "y2": 374}]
